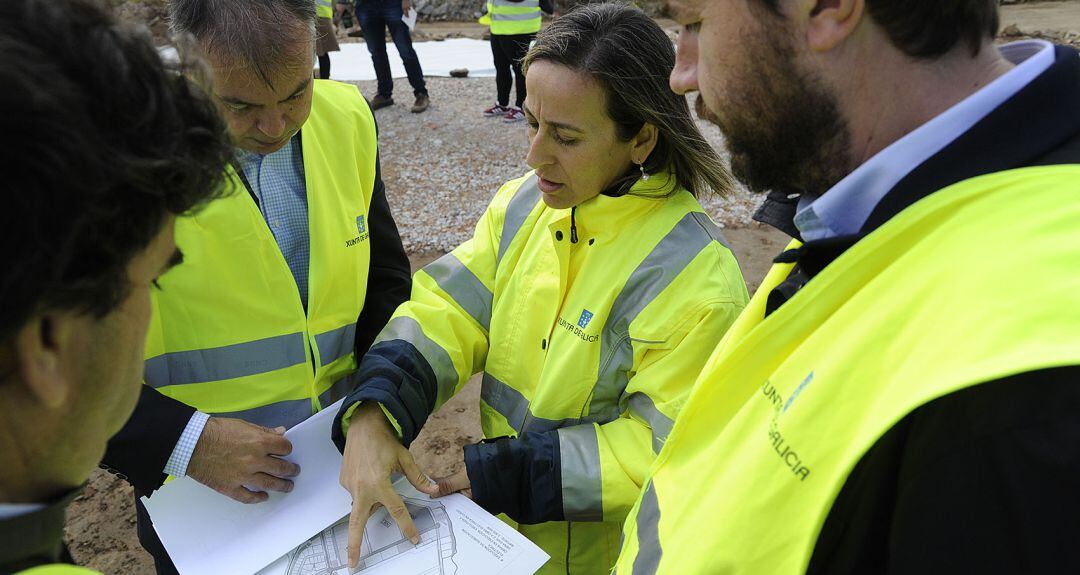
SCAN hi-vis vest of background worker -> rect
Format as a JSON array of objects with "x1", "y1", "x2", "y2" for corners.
[
  {"x1": 315, "y1": 0, "x2": 332, "y2": 19},
  {"x1": 615, "y1": 166, "x2": 1080, "y2": 574},
  {"x1": 143, "y1": 80, "x2": 378, "y2": 429},
  {"x1": 486, "y1": 0, "x2": 541, "y2": 35},
  {"x1": 351, "y1": 170, "x2": 747, "y2": 574}
]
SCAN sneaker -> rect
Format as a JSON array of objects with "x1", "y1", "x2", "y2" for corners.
[
  {"x1": 411, "y1": 93, "x2": 430, "y2": 114},
  {"x1": 483, "y1": 103, "x2": 509, "y2": 117},
  {"x1": 503, "y1": 106, "x2": 526, "y2": 123},
  {"x1": 369, "y1": 94, "x2": 394, "y2": 111}
]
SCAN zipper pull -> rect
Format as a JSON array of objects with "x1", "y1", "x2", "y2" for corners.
[{"x1": 570, "y1": 206, "x2": 579, "y2": 244}]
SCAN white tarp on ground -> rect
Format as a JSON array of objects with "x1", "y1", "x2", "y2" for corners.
[
  {"x1": 159, "y1": 38, "x2": 496, "y2": 82},
  {"x1": 331, "y1": 38, "x2": 496, "y2": 81}
]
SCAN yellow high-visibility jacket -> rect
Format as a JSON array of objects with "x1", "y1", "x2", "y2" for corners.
[
  {"x1": 615, "y1": 167, "x2": 1080, "y2": 574},
  {"x1": 144, "y1": 80, "x2": 379, "y2": 429},
  {"x1": 335, "y1": 169, "x2": 748, "y2": 574}
]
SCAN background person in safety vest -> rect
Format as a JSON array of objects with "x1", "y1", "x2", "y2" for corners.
[
  {"x1": 98, "y1": 0, "x2": 412, "y2": 572},
  {"x1": 615, "y1": 0, "x2": 1080, "y2": 573},
  {"x1": 480, "y1": 0, "x2": 553, "y2": 123},
  {"x1": 0, "y1": 0, "x2": 231, "y2": 571},
  {"x1": 314, "y1": 0, "x2": 340, "y2": 79},
  {"x1": 333, "y1": 5, "x2": 749, "y2": 573}
]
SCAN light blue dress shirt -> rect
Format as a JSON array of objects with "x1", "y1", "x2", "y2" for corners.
[
  {"x1": 164, "y1": 134, "x2": 311, "y2": 478},
  {"x1": 795, "y1": 40, "x2": 1055, "y2": 241}
]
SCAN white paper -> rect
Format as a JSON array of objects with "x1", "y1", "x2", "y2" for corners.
[
  {"x1": 256, "y1": 479, "x2": 549, "y2": 575},
  {"x1": 402, "y1": 7, "x2": 418, "y2": 31},
  {"x1": 144, "y1": 400, "x2": 549, "y2": 575},
  {"x1": 143, "y1": 400, "x2": 354, "y2": 575}
]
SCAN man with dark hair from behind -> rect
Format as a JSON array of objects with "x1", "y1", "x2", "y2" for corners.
[
  {"x1": 0, "y1": 0, "x2": 231, "y2": 572},
  {"x1": 98, "y1": 0, "x2": 412, "y2": 572}
]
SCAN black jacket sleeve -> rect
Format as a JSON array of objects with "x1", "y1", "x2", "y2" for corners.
[
  {"x1": 354, "y1": 152, "x2": 411, "y2": 357},
  {"x1": 463, "y1": 432, "x2": 564, "y2": 524},
  {"x1": 808, "y1": 365, "x2": 1080, "y2": 575},
  {"x1": 101, "y1": 385, "x2": 196, "y2": 494},
  {"x1": 332, "y1": 338, "x2": 439, "y2": 451}
]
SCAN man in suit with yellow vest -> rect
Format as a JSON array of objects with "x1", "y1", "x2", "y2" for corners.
[
  {"x1": 99, "y1": 0, "x2": 412, "y2": 572},
  {"x1": 616, "y1": 1, "x2": 1080, "y2": 573},
  {"x1": 0, "y1": 0, "x2": 232, "y2": 571}
]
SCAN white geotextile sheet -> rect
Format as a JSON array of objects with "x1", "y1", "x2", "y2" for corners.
[
  {"x1": 157, "y1": 38, "x2": 496, "y2": 81},
  {"x1": 331, "y1": 38, "x2": 496, "y2": 81}
]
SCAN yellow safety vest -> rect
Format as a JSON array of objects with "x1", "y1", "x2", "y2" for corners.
[
  {"x1": 315, "y1": 0, "x2": 332, "y2": 19},
  {"x1": 487, "y1": 0, "x2": 541, "y2": 35},
  {"x1": 144, "y1": 80, "x2": 378, "y2": 429},
  {"x1": 615, "y1": 166, "x2": 1080, "y2": 574},
  {"x1": 378, "y1": 170, "x2": 747, "y2": 573},
  {"x1": 16, "y1": 567, "x2": 100, "y2": 575}
]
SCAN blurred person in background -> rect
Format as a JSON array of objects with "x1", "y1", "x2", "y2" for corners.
[
  {"x1": 315, "y1": 0, "x2": 340, "y2": 79},
  {"x1": 334, "y1": 5, "x2": 748, "y2": 573},
  {"x1": 356, "y1": 0, "x2": 431, "y2": 112},
  {"x1": 481, "y1": 0, "x2": 553, "y2": 122},
  {"x1": 0, "y1": 0, "x2": 230, "y2": 571}
]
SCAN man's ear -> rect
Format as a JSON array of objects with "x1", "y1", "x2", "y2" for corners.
[
  {"x1": 800, "y1": 0, "x2": 866, "y2": 53},
  {"x1": 14, "y1": 314, "x2": 75, "y2": 409},
  {"x1": 632, "y1": 123, "x2": 660, "y2": 167}
]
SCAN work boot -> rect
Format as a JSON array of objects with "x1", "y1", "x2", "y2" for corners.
[
  {"x1": 411, "y1": 93, "x2": 430, "y2": 114},
  {"x1": 369, "y1": 94, "x2": 393, "y2": 110}
]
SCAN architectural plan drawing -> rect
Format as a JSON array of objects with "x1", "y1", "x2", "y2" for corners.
[{"x1": 275, "y1": 497, "x2": 456, "y2": 575}]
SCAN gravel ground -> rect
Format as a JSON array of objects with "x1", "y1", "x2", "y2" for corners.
[{"x1": 348, "y1": 75, "x2": 764, "y2": 255}]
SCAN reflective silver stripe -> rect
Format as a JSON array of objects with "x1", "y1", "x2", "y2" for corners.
[
  {"x1": 628, "y1": 393, "x2": 673, "y2": 453},
  {"x1": 497, "y1": 175, "x2": 541, "y2": 265},
  {"x1": 213, "y1": 397, "x2": 315, "y2": 430},
  {"x1": 144, "y1": 332, "x2": 307, "y2": 388},
  {"x1": 316, "y1": 0, "x2": 331, "y2": 7},
  {"x1": 558, "y1": 425, "x2": 604, "y2": 521},
  {"x1": 491, "y1": 11, "x2": 541, "y2": 21},
  {"x1": 481, "y1": 372, "x2": 600, "y2": 433},
  {"x1": 376, "y1": 316, "x2": 458, "y2": 395},
  {"x1": 317, "y1": 373, "x2": 355, "y2": 409},
  {"x1": 424, "y1": 253, "x2": 493, "y2": 331},
  {"x1": 492, "y1": 0, "x2": 539, "y2": 6},
  {"x1": 213, "y1": 375, "x2": 353, "y2": 429},
  {"x1": 592, "y1": 212, "x2": 720, "y2": 419},
  {"x1": 314, "y1": 322, "x2": 357, "y2": 367},
  {"x1": 688, "y1": 211, "x2": 731, "y2": 251},
  {"x1": 632, "y1": 482, "x2": 662, "y2": 575}
]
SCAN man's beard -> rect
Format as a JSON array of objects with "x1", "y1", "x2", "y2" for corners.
[{"x1": 696, "y1": 30, "x2": 852, "y2": 196}]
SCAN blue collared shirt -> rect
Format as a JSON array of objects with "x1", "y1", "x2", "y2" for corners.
[
  {"x1": 795, "y1": 40, "x2": 1055, "y2": 241},
  {"x1": 235, "y1": 135, "x2": 311, "y2": 305}
]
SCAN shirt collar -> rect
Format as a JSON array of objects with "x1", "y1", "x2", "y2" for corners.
[{"x1": 794, "y1": 40, "x2": 1055, "y2": 242}]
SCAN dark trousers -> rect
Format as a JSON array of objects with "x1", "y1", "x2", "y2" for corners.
[
  {"x1": 356, "y1": 0, "x2": 427, "y2": 97},
  {"x1": 135, "y1": 493, "x2": 180, "y2": 575},
  {"x1": 491, "y1": 33, "x2": 534, "y2": 108}
]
